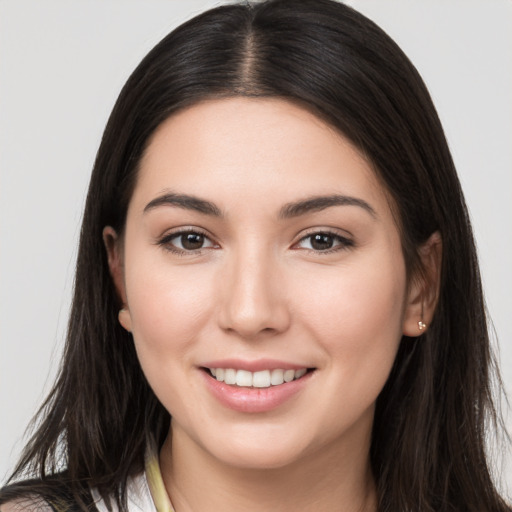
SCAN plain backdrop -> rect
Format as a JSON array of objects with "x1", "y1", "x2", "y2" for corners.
[{"x1": 1, "y1": 0, "x2": 511, "y2": 495}]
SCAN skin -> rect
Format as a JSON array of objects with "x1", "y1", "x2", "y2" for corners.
[{"x1": 104, "y1": 98, "x2": 441, "y2": 512}]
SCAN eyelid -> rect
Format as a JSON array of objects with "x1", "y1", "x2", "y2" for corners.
[
  {"x1": 155, "y1": 226, "x2": 354, "y2": 255},
  {"x1": 156, "y1": 226, "x2": 219, "y2": 254},
  {"x1": 292, "y1": 228, "x2": 355, "y2": 253}
]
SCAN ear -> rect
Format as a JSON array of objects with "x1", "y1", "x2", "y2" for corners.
[
  {"x1": 103, "y1": 226, "x2": 132, "y2": 333},
  {"x1": 402, "y1": 231, "x2": 442, "y2": 337}
]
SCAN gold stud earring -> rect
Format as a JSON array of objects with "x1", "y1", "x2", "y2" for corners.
[{"x1": 418, "y1": 302, "x2": 426, "y2": 331}]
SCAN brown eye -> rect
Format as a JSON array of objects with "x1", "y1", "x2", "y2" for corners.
[
  {"x1": 296, "y1": 231, "x2": 353, "y2": 252},
  {"x1": 181, "y1": 232, "x2": 205, "y2": 250},
  {"x1": 161, "y1": 230, "x2": 216, "y2": 252},
  {"x1": 310, "y1": 233, "x2": 335, "y2": 250}
]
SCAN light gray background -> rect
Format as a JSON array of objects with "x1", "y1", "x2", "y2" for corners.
[{"x1": 1, "y1": 0, "x2": 511, "y2": 494}]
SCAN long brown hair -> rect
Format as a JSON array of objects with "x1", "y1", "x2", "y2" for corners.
[{"x1": 1, "y1": 1, "x2": 510, "y2": 510}]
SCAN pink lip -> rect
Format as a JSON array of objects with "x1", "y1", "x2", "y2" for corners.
[
  {"x1": 200, "y1": 368, "x2": 314, "y2": 413},
  {"x1": 200, "y1": 358, "x2": 306, "y2": 372}
]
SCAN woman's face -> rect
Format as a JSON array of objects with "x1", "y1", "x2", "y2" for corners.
[{"x1": 108, "y1": 98, "x2": 423, "y2": 470}]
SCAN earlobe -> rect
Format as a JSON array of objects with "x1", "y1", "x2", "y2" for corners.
[
  {"x1": 118, "y1": 307, "x2": 132, "y2": 333},
  {"x1": 103, "y1": 226, "x2": 132, "y2": 332},
  {"x1": 402, "y1": 231, "x2": 442, "y2": 337}
]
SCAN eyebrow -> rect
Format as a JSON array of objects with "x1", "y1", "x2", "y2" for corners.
[
  {"x1": 143, "y1": 191, "x2": 376, "y2": 219},
  {"x1": 279, "y1": 194, "x2": 376, "y2": 219},
  {"x1": 144, "y1": 192, "x2": 223, "y2": 217}
]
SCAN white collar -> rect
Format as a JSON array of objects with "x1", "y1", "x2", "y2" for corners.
[
  {"x1": 91, "y1": 441, "x2": 174, "y2": 512},
  {"x1": 91, "y1": 471, "x2": 158, "y2": 512}
]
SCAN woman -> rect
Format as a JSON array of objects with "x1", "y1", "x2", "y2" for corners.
[{"x1": 1, "y1": 0, "x2": 510, "y2": 510}]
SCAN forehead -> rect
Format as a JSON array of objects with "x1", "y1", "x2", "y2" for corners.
[{"x1": 132, "y1": 97, "x2": 390, "y2": 219}]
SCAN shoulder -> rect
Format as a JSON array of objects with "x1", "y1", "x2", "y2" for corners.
[
  {"x1": 91, "y1": 471, "x2": 155, "y2": 512},
  {"x1": 0, "y1": 497, "x2": 52, "y2": 511},
  {"x1": 0, "y1": 477, "x2": 96, "y2": 512}
]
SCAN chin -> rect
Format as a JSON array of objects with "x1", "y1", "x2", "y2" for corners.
[
  {"x1": 198, "y1": 425, "x2": 315, "y2": 471},
  {"x1": 213, "y1": 444, "x2": 306, "y2": 471}
]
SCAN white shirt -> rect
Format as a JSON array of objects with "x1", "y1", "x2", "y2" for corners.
[{"x1": 91, "y1": 472, "x2": 158, "y2": 512}]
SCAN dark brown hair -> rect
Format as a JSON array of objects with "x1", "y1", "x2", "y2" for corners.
[{"x1": 1, "y1": 1, "x2": 510, "y2": 511}]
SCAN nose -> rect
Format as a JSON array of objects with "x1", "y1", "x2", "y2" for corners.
[{"x1": 217, "y1": 247, "x2": 291, "y2": 339}]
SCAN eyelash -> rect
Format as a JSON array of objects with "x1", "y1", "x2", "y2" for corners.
[
  {"x1": 157, "y1": 229, "x2": 354, "y2": 255},
  {"x1": 293, "y1": 230, "x2": 354, "y2": 254},
  {"x1": 157, "y1": 228, "x2": 217, "y2": 256}
]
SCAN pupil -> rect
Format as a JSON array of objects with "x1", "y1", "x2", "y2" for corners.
[
  {"x1": 182, "y1": 233, "x2": 204, "y2": 250},
  {"x1": 311, "y1": 233, "x2": 333, "y2": 250}
]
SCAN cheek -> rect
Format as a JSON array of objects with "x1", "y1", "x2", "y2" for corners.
[
  {"x1": 123, "y1": 253, "x2": 219, "y2": 416},
  {"x1": 300, "y1": 255, "x2": 405, "y2": 331},
  {"x1": 124, "y1": 251, "x2": 215, "y2": 365},
  {"x1": 295, "y1": 250, "x2": 406, "y2": 394}
]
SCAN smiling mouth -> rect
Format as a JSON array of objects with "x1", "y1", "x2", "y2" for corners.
[{"x1": 203, "y1": 367, "x2": 315, "y2": 388}]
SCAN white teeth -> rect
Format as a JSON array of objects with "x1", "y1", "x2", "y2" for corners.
[
  {"x1": 236, "y1": 370, "x2": 253, "y2": 387},
  {"x1": 294, "y1": 368, "x2": 307, "y2": 379},
  {"x1": 224, "y1": 368, "x2": 237, "y2": 385},
  {"x1": 284, "y1": 369, "x2": 295, "y2": 382},
  {"x1": 208, "y1": 367, "x2": 309, "y2": 388},
  {"x1": 270, "y1": 369, "x2": 284, "y2": 385},
  {"x1": 252, "y1": 370, "x2": 271, "y2": 388}
]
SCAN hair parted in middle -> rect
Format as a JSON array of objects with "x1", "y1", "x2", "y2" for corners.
[{"x1": 4, "y1": 1, "x2": 507, "y2": 512}]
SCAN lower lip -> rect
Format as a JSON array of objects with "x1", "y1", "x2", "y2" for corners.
[{"x1": 201, "y1": 370, "x2": 313, "y2": 413}]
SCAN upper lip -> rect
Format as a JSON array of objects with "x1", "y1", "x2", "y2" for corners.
[{"x1": 200, "y1": 358, "x2": 312, "y2": 372}]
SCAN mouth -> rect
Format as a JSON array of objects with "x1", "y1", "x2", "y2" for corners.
[
  {"x1": 200, "y1": 363, "x2": 316, "y2": 413},
  {"x1": 203, "y1": 367, "x2": 315, "y2": 388}
]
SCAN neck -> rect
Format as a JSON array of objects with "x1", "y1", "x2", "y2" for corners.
[{"x1": 159, "y1": 421, "x2": 377, "y2": 512}]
